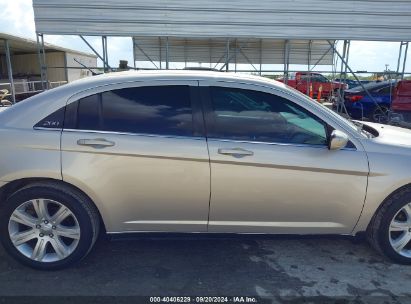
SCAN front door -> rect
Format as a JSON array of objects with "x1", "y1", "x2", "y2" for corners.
[
  {"x1": 201, "y1": 82, "x2": 369, "y2": 234},
  {"x1": 61, "y1": 81, "x2": 210, "y2": 233}
]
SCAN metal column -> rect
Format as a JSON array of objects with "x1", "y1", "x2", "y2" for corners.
[
  {"x1": 3, "y1": 39, "x2": 15, "y2": 103},
  {"x1": 159, "y1": 37, "x2": 162, "y2": 69},
  {"x1": 165, "y1": 37, "x2": 169, "y2": 70},
  {"x1": 306, "y1": 40, "x2": 312, "y2": 95},
  {"x1": 283, "y1": 40, "x2": 290, "y2": 85},
  {"x1": 80, "y1": 35, "x2": 111, "y2": 71},
  {"x1": 36, "y1": 33, "x2": 48, "y2": 90},
  {"x1": 328, "y1": 40, "x2": 385, "y2": 120},
  {"x1": 396, "y1": 41, "x2": 409, "y2": 80},
  {"x1": 259, "y1": 39, "x2": 263, "y2": 75},
  {"x1": 225, "y1": 39, "x2": 230, "y2": 72},
  {"x1": 132, "y1": 37, "x2": 137, "y2": 69},
  {"x1": 101, "y1": 36, "x2": 109, "y2": 72}
]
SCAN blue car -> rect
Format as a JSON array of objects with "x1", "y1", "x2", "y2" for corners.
[{"x1": 342, "y1": 80, "x2": 397, "y2": 122}]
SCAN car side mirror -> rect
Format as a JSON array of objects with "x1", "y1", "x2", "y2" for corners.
[{"x1": 328, "y1": 130, "x2": 349, "y2": 150}]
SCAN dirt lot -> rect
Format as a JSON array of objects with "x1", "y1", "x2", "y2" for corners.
[{"x1": 0, "y1": 234, "x2": 411, "y2": 303}]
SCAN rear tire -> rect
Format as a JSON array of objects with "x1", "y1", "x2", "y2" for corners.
[
  {"x1": 0, "y1": 182, "x2": 100, "y2": 270},
  {"x1": 367, "y1": 186, "x2": 411, "y2": 264}
]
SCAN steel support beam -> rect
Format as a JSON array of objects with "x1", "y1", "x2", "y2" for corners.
[
  {"x1": 134, "y1": 41, "x2": 159, "y2": 69},
  {"x1": 402, "y1": 43, "x2": 409, "y2": 79},
  {"x1": 225, "y1": 39, "x2": 230, "y2": 72},
  {"x1": 132, "y1": 38, "x2": 137, "y2": 69},
  {"x1": 259, "y1": 39, "x2": 263, "y2": 75},
  {"x1": 3, "y1": 39, "x2": 15, "y2": 104},
  {"x1": 165, "y1": 37, "x2": 169, "y2": 70},
  {"x1": 101, "y1": 36, "x2": 109, "y2": 72},
  {"x1": 310, "y1": 45, "x2": 333, "y2": 71},
  {"x1": 36, "y1": 33, "x2": 48, "y2": 90},
  {"x1": 234, "y1": 39, "x2": 238, "y2": 73},
  {"x1": 159, "y1": 37, "x2": 162, "y2": 69},
  {"x1": 396, "y1": 41, "x2": 409, "y2": 80},
  {"x1": 79, "y1": 35, "x2": 111, "y2": 70},
  {"x1": 306, "y1": 40, "x2": 312, "y2": 95},
  {"x1": 283, "y1": 40, "x2": 290, "y2": 85},
  {"x1": 36, "y1": 34, "x2": 45, "y2": 90},
  {"x1": 328, "y1": 40, "x2": 387, "y2": 120}
]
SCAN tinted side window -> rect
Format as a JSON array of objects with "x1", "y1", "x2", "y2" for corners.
[
  {"x1": 209, "y1": 87, "x2": 327, "y2": 145},
  {"x1": 71, "y1": 86, "x2": 193, "y2": 136},
  {"x1": 34, "y1": 107, "x2": 65, "y2": 129}
]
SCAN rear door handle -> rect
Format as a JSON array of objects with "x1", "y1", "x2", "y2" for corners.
[
  {"x1": 77, "y1": 138, "x2": 115, "y2": 148},
  {"x1": 218, "y1": 148, "x2": 254, "y2": 157}
]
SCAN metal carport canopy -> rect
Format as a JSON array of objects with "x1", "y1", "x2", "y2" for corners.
[{"x1": 32, "y1": 0, "x2": 411, "y2": 41}]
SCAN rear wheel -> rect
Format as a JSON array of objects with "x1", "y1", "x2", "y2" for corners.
[
  {"x1": 368, "y1": 187, "x2": 411, "y2": 264},
  {"x1": 0, "y1": 183, "x2": 100, "y2": 270}
]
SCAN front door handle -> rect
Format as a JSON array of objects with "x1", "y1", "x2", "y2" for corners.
[
  {"x1": 218, "y1": 148, "x2": 254, "y2": 157},
  {"x1": 77, "y1": 138, "x2": 115, "y2": 149}
]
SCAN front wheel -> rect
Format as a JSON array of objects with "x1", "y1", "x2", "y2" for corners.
[
  {"x1": 0, "y1": 183, "x2": 100, "y2": 270},
  {"x1": 367, "y1": 187, "x2": 411, "y2": 264}
]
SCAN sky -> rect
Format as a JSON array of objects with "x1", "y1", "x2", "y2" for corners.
[{"x1": 1, "y1": 0, "x2": 410, "y2": 75}]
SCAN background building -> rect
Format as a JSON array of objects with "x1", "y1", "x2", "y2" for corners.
[{"x1": 0, "y1": 33, "x2": 97, "y2": 102}]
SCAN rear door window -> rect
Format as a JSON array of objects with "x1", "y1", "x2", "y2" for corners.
[{"x1": 66, "y1": 85, "x2": 194, "y2": 137}]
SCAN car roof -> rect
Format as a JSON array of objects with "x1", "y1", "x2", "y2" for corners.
[{"x1": 66, "y1": 70, "x2": 287, "y2": 90}]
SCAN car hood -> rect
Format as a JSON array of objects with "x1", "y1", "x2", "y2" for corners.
[{"x1": 362, "y1": 121, "x2": 411, "y2": 148}]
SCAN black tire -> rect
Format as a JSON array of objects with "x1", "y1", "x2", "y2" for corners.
[
  {"x1": 367, "y1": 186, "x2": 411, "y2": 264},
  {"x1": 0, "y1": 182, "x2": 100, "y2": 270}
]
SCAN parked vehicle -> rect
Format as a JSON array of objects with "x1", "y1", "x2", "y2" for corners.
[
  {"x1": 391, "y1": 80, "x2": 411, "y2": 127},
  {"x1": 1, "y1": 71, "x2": 411, "y2": 269},
  {"x1": 277, "y1": 72, "x2": 347, "y2": 99},
  {"x1": 342, "y1": 80, "x2": 396, "y2": 122},
  {"x1": 334, "y1": 78, "x2": 373, "y2": 89}
]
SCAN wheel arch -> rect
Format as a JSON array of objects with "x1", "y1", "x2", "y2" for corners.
[
  {"x1": 354, "y1": 182, "x2": 411, "y2": 235},
  {"x1": 0, "y1": 177, "x2": 107, "y2": 233}
]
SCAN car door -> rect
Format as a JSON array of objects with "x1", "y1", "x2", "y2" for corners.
[
  {"x1": 61, "y1": 81, "x2": 210, "y2": 233},
  {"x1": 201, "y1": 81, "x2": 369, "y2": 234}
]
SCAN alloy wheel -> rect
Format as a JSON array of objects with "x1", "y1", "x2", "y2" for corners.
[
  {"x1": 389, "y1": 203, "x2": 411, "y2": 258},
  {"x1": 8, "y1": 199, "x2": 80, "y2": 263}
]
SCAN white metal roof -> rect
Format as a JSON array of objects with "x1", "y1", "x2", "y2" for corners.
[
  {"x1": 32, "y1": 0, "x2": 411, "y2": 41},
  {"x1": 0, "y1": 32, "x2": 96, "y2": 57}
]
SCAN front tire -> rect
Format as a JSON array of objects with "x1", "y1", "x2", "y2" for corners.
[
  {"x1": 0, "y1": 182, "x2": 100, "y2": 270},
  {"x1": 367, "y1": 187, "x2": 411, "y2": 264}
]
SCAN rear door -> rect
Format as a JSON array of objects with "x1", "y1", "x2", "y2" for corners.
[
  {"x1": 61, "y1": 81, "x2": 211, "y2": 233},
  {"x1": 201, "y1": 81, "x2": 369, "y2": 234}
]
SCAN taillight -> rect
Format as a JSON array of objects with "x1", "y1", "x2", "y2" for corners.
[{"x1": 347, "y1": 95, "x2": 363, "y2": 102}]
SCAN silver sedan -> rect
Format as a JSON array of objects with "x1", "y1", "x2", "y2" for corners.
[{"x1": 0, "y1": 71, "x2": 411, "y2": 270}]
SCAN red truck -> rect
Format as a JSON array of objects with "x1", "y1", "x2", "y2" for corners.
[
  {"x1": 277, "y1": 72, "x2": 347, "y2": 99},
  {"x1": 391, "y1": 80, "x2": 411, "y2": 127}
]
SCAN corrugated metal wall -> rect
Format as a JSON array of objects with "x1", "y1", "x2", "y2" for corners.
[
  {"x1": 33, "y1": 0, "x2": 411, "y2": 41},
  {"x1": 133, "y1": 38, "x2": 334, "y2": 66}
]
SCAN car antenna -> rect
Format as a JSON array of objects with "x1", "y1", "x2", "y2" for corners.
[{"x1": 74, "y1": 58, "x2": 101, "y2": 76}]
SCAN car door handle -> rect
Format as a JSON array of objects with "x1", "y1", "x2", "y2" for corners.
[
  {"x1": 77, "y1": 138, "x2": 115, "y2": 148},
  {"x1": 218, "y1": 148, "x2": 254, "y2": 157}
]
